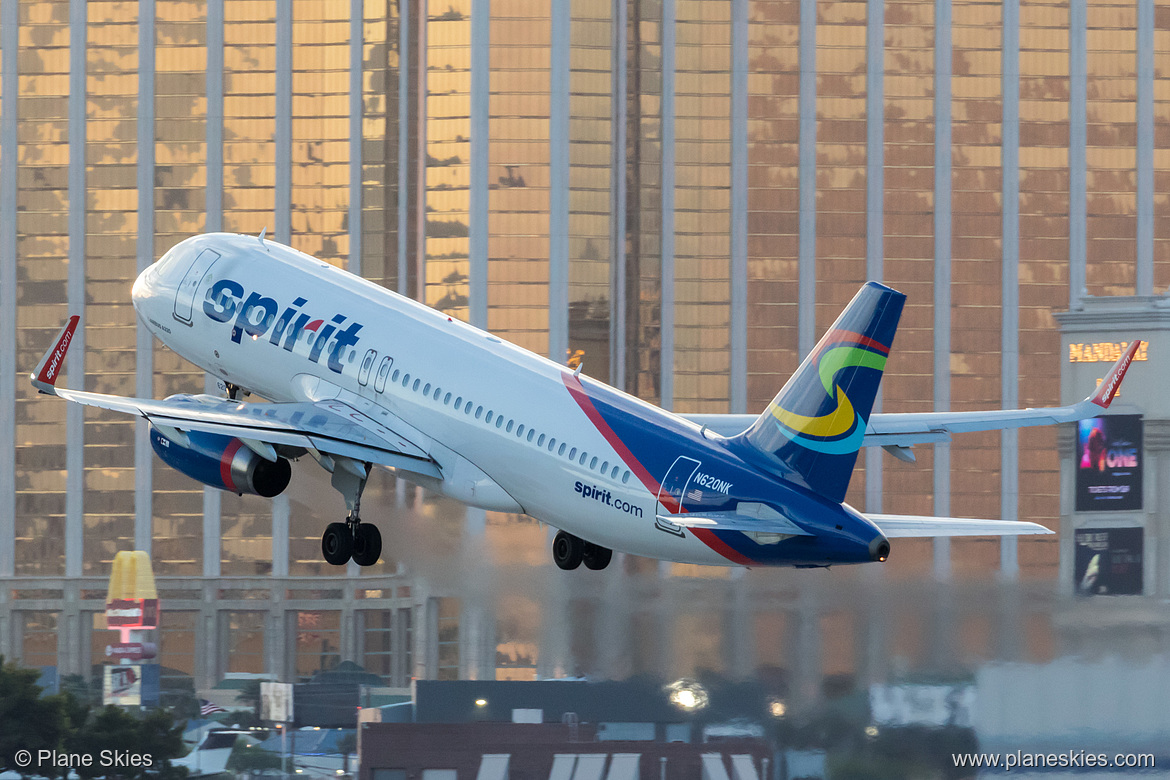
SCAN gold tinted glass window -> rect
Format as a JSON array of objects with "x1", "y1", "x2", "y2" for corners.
[
  {"x1": 746, "y1": 0, "x2": 800, "y2": 412},
  {"x1": 1084, "y1": 0, "x2": 1136, "y2": 296},
  {"x1": 152, "y1": 0, "x2": 210, "y2": 576},
  {"x1": 567, "y1": 0, "x2": 612, "y2": 383},
  {"x1": 486, "y1": 2, "x2": 548, "y2": 351},
  {"x1": 219, "y1": 0, "x2": 277, "y2": 575},
  {"x1": 626, "y1": 0, "x2": 663, "y2": 403},
  {"x1": 674, "y1": 0, "x2": 730, "y2": 412},
  {"x1": 15, "y1": 0, "x2": 70, "y2": 575},
  {"x1": 950, "y1": 0, "x2": 1004, "y2": 576},
  {"x1": 83, "y1": 2, "x2": 139, "y2": 575},
  {"x1": 290, "y1": 0, "x2": 349, "y2": 264},
  {"x1": 360, "y1": 0, "x2": 400, "y2": 289},
  {"x1": 426, "y1": 0, "x2": 472, "y2": 322},
  {"x1": 881, "y1": 0, "x2": 935, "y2": 520}
]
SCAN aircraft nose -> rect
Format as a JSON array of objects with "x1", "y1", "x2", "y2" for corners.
[
  {"x1": 131, "y1": 263, "x2": 152, "y2": 306},
  {"x1": 869, "y1": 535, "x2": 890, "y2": 562}
]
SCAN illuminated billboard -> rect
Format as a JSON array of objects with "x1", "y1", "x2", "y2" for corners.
[
  {"x1": 1074, "y1": 527, "x2": 1144, "y2": 596},
  {"x1": 1075, "y1": 415, "x2": 1142, "y2": 512}
]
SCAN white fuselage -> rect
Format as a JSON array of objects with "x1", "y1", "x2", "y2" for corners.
[{"x1": 133, "y1": 233, "x2": 737, "y2": 565}]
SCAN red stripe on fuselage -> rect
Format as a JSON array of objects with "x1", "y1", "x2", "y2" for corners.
[
  {"x1": 562, "y1": 373, "x2": 665, "y2": 500},
  {"x1": 561, "y1": 373, "x2": 748, "y2": 563},
  {"x1": 220, "y1": 439, "x2": 243, "y2": 492},
  {"x1": 691, "y1": 528, "x2": 754, "y2": 565}
]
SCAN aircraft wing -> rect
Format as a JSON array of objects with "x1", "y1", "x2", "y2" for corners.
[
  {"x1": 30, "y1": 316, "x2": 442, "y2": 478},
  {"x1": 865, "y1": 514, "x2": 1053, "y2": 538},
  {"x1": 683, "y1": 339, "x2": 1142, "y2": 451}
]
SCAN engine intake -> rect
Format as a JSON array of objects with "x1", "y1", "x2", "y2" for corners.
[{"x1": 150, "y1": 426, "x2": 291, "y2": 497}]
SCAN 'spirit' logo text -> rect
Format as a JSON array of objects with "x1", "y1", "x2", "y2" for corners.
[{"x1": 203, "y1": 279, "x2": 362, "y2": 374}]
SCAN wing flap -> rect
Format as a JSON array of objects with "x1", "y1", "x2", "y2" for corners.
[{"x1": 867, "y1": 514, "x2": 1053, "y2": 538}]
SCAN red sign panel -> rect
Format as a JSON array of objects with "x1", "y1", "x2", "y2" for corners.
[
  {"x1": 106, "y1": 598, "x2": 160, "y2": 628},
  {"x1": 105, "y1": 642, "x2": 158, "y2": 661}
]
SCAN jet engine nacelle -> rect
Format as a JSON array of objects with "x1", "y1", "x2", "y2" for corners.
[{"x1": 149, "y1": 426, "x2": 291, "y2": 497}]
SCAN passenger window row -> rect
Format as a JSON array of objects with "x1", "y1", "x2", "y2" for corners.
[{"x1": 368, "y1": 354, "x2": 632, "y2": 486}]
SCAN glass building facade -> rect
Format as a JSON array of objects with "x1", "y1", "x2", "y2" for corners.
[{"x1": 0, "y1": 0, "x2": 1165, "y2": 699}]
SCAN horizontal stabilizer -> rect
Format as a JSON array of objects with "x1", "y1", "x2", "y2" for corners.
[
  {"x1": 683, "y1": 338, "x2": 1143, "y2": 449},
  {"x1": 867, "y1": 514, "x2": 1053, "y2": 538}
]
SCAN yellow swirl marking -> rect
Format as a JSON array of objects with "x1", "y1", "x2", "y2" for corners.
[{"x1": 768, "y1": 385, "x2": 857, "y2": 438}]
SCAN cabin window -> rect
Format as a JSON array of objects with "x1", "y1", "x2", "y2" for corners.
[
  {"x1": 413, "y1": 379, "x2": 421, "y2": 392},
  {"x1": 622, "y1": 471, "x2": 630, "y2": 484},
  {"x1": 516, "y1": 424, "x2": 525, "y2": 438},
  {"x1": 475, "y1": 406, "x2": 483, "y2": 419},
  {"x1": 568, "y1": 447, "x2": 576, "y2": 460},
  {"x1": 423, "y1": 383, "x2": 431, "y2": 396},
  {"x1": 579, "y1": 452, "x2": 588, "y2": 465},
  {"x1": 402, "y1": 373, "x2": 410, "y2": 387},
  {"x1": 558, "y1": 442, "x2": 566, "y2": 456},
  {"x1": 485, "y1": 411, "x2": 493, "y2": 424},
  {"x1": 506, "y1": 420, "x2": 514, "y2": 433},
  {"x1": 589, "y1": 456, "x2": 598, "y2": 470},
  {"x1": 444, "y1": 392, "x2": 452, "y2": 405},
  {"x1": 496, "y1": 416, "x2": 505, "y2": 429},
  {"x1": 527, "y1": 429, "x2": 535, "y2": 443},
  {"x1": 601, "y1": 461, "x2": 608, "y2": 474},
  {"x1": 392, "y1": 369, "x2": 400, "y2": 383},
  {"x1": 537, "y1": 434, "x2": 546, "y2": 447}
]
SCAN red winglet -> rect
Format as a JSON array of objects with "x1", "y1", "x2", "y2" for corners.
[
  {"x1": 1090, "y1": 339, "x2": 1141, "y2": 409},
  {"x1": 31, "y1": 315, "x2": 80, "y2": 394}
]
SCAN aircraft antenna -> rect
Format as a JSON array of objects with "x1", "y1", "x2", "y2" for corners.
[{"x1": 258, "y1": 227, "x2": 267, "y2": 244}]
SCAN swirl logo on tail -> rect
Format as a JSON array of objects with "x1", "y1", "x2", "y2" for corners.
[{"x1": 768, "y1": 332, "x2": 889, "y2": 455}]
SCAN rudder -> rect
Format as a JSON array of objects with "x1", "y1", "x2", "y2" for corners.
[{"x1": 734, "y1": 282, "x2": 905, "y2": 503}]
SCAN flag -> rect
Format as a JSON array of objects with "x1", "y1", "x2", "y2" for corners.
[{"x1": 200, "y1": 698, "x2": 227, "y2": 716}]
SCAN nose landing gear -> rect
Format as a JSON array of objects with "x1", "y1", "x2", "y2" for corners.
[{"x1": 319, "y1": 456, "x2": 383, "y2": 566}]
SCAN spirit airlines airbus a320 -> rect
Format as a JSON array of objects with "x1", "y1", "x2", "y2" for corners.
[{"x1": 31, "y1": 233, "x2": 1141, "y2": 570}]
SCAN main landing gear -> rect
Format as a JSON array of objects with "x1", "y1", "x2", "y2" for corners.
[
  {"x1": 320, "y1": 457, "x2": 383, "y2": 567},
  {"x1": 552, "y1": 530, "x2": 613, "y2": 571}
]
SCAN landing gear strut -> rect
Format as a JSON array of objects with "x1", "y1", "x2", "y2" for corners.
[
  {"x1": 320, "y1": 457, "x2": 382, "y2": 566},
  {"x1": 552, "y1": 531, "x2": 612, "y2": 571},
  {"x1": 224, "y1": 382, "x2": 250, "y2": 401}
]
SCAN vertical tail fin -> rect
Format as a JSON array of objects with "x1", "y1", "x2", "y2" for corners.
[{"x1": 734, "y1": 282, "x2": 905, "y2": 503}]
